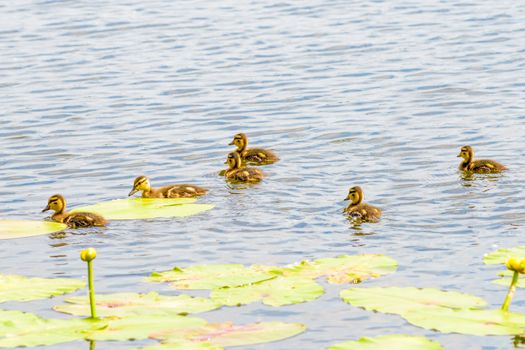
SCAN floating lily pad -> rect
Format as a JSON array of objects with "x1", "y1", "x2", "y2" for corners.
[
  {"x1": 148, "y1": 264, "x2": 275, "y2": 290},
  {"x1": 325, "y1": 334, "x2": 444, "y2": 350},
  {"x1": 151, "y1": 321, "x2": 306, "y2": 347},
  {"x1": 211, "y1": 277, "x2": 324, "y2": 306},
  {"x1": 73, "y1": 198, "x2": 214, "y2": 220},
  {"x1": 484, "y1": 246, "x2": 525, "y2": 265},
  {"x1": 340, "y1": 287, "x2": 486, "y2": 315},
  {"x1": 0, "y1": 220, "x2": 67, "y2": 240},
  {"x1": 0, "y1": 309, "x2": 97, "y2": 348},
  {"x1": 54, "y1": 292, "x2": 221, "y2": 317},
  {"x1": 137, "y1": 342, "x2": 223, "y2": 350},
  {"x1": 267, "y1": 254, "x2": 397, "y2": 284},
  {"x1": 493, "y1": 270, "x2": 525, "y2": 288},
  {"x1": 0, "y1": 274, "x2": 85, "y2": 303}
]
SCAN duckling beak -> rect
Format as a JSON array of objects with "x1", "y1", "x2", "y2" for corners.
[
  {"x1": 344, "y1": 196, "x2": 350, "y2": 201},
  {"x1": 128, "y1": 188, "x2": 138, "y2": 196},
  {"x1": 457, "y1": 153, "x2": 462, "y2": 158},
  {"x1": 42, "y1": 205, "x2": 50, "y2": 212},
  {"x1": 224, "y1": 160, "x2": 228, "y2": 164},
  {"x1": 228, "y1": 141, "x2": 234, "y2": 145}
]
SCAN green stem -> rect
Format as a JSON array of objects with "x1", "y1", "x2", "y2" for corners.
[
  {"x1": 502, "y1": 270, "x2": 519, "y2": 312},
  {"x1": 89, "y1": 340, "x2": 95, "y2": 350},
  {"x1": 87, "y1": 260, "x2": 97, "y2": 319}
]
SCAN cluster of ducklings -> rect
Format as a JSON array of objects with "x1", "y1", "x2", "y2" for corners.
[{"x1": 42, "y1": 139, "x2": 507, "y2": 228}]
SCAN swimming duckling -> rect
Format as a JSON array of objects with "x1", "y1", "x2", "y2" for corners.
[
  {"x1": 223, "y1": 151, "x2": 264, "y2": 183},
  {"x1": 42, "y1": 194, "x2": 107, "y2": 228},
  {"x1": 128, "y1": 176, "x2": 208, "y2": 198},
  {"x1": 229, "y1": 133, "x2": 279, "y2": 165},
  {"x1": 457, "y1": 145, "x2": 507, "y2": 173},
  {"x1": 344, "y1": 186, "x2": 381, "y2": 222}
]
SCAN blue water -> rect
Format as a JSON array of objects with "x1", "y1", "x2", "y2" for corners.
[{"x1": 1, "y1": 1, "x2": 525, "y2": 349}]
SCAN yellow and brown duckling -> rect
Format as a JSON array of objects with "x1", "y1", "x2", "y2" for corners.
[
  {"x1": 129, "y1": 176, "x2": 208, "y2": 198},
  {"x1": 457, "y1": 145, "x2": 507, "y2": 173},
  {"x1": 223, "y1": 151, "x2": 264, "y2": 183},
  {"x1": 229, "y1": 133, "x2": 279, "y2": 165},
  {"x1": 344, "y1": 186, "x2": 381, "y2": 222},
  {"x1": 42, "y1": 194, "x2": 107, "y2": 228}
]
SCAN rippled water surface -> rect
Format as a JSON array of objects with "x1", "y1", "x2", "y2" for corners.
[{"x1": 1, "y1": 0, "x2": 525, "y2": 349}]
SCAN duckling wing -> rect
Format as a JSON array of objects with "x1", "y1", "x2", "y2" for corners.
[
  {"x1": 231, "y1": 168, "x2": 264, "y2": 182},
  {"x1": 244, "y1": 148, "x2": 279, "y2": 165},
  {"x1": 162, "y1": 184, "x2": 208, "y2": 198},
  {"x1": 64, "y1": 212, "x2": 107, "y2": 228},
  {"x1": 471, "y1": 160, "x2": 507, "y2": 173}
]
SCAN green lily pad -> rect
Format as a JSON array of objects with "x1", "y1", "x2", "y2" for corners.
[
  {"x1": 325, "y1": 334, "x2": 444, "y2": 350},
  {"x1": 86, "y1": 315, "x2": 208, "y2": 341},
  {"x1": 0, "y1": 274, "x2": 85, "y2": 303},
  {"x1": 493, "y1": 270, "x2": 525, "y2": 288},
  {"x1": 73, "y1": 198, "x2": 214, "y2": 220},
  {"x1": 54, "y1": 292, "x2": 221, "y2": 317},
  {"x1": 151, "y1": 321, "x2": 306, "y2": 347},
  {"x1": 137, "y1": 342, "x2": 223, "y2": 350},
  {"x1": 148, "y1": 264, "x2": 275, "y2": 290},
  {"x1": 340, "y1": 287, "x2": 486, "y2": 315},
  {"x1": 267, "y1": 254, "x2": 397, "y2": 284},
  {"x1": 484, "y1": 246, "x2": 525, "y2": 265},
  {"x1": 0, "y1": 309, "x2": 97, "y2": 347},
  {"x1": 211, "y1": 277, "x2": 324, "y2": 306},
  {"x1": 0, "y1": 220, "x2": 67, "y2": 240}
]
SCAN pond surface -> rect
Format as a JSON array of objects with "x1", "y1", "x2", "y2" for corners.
[{"x1": 1, "y1": 0, "x2": 525, "y2": 349}]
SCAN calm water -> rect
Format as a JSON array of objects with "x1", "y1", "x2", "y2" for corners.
[{"x1": 1, "y1": 0, "x2": 525, "y2": 349}]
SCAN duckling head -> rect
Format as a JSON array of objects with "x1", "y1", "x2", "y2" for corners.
[
  {"x1": 42, "y1": 194, "x2": 66, "y2": 213},
  {"x1": 229, "y1": 133, "x2": 248, "y2": 152},
  {"x1": 457, "y1": 145, "x2": 473, "y2": 162},
  {"x1": 344, "y1": 186, "x2": 363, "y2": 205},
  {"x1": 225, "y1": 151, "x2": 242, "y2": 169},
  {"x1": 129, "y1": 175, "x2": 151, "y2": 196}
]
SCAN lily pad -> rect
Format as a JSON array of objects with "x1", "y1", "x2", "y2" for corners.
[
  {"x1": 267, "y1": 254, "x2": 397, "y2": 284},
  {"x1": 148, "y1": 264, "x2": 275, "y2": 290},
  {"x1": 340, "y1": 287, "x2": 486, "y2": 315},
  {"x1": 151, "y1": 321, "x2": 306, "y2": 347},
  {"x1": 325, "y1": 334, "x2": 444, "y2": 350},
  {"x1": 493, "y1": 270, "x2": 525, "y2": 288},
  {"x1": 211, "y1": 276, "x2": 324, "y2": 306},
  {"x1": 73, "y1": 198, "x2": 214, "y2": 220},
  {"x1": 137, "y1": 342, "x2": 223, "y2": 350},
  {"x1": 54, "y1": 292, "x2": 221, "y2": 317},
  {"x1": 484, "y1": 246, "x2": 525, "y2": 265},
  {"x1": 0, "y1": 220, "x2": 67, "y2": 240},
  {"x1": 0, "y1": 274, "x2": 85, "y2": 303}
]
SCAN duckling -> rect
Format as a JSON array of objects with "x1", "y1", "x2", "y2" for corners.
[
  {"x1": 344, "y1": 186, "x2": 381, "y2": 222},
  {"x1": 42, "y1": 194, "x2": 107, "y2": 228},
  {"x1": 229, "y1": 133, "x2": 279, "y2": 165},
  {"x1": 128, "y1": 176, "x2": 208, "y2": 198},
  {"x1": 457, "y1": 145, "x2": 507, "y2": 173},
  {"x1": 223, "y1": 151, "x2": 264, "y2": 183}
]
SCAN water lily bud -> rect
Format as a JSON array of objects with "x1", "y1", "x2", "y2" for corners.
[
  {"x1": 506, "y1": 257, "x2": 521, "y2": 272},
  {"x1": 80, "y1": 248, "x2": 97, "y2": 262},
  {"x1": 518, "y1": 260, "x2": 525, "y2": 274}
]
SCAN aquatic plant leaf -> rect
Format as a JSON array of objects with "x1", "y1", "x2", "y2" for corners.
[
  {"x1": 0, "y1": 309, "x2": 97, "y2": 347},
  {"x1": 340, "y1": 287, "x2": 486, "y2": 315},
  {"x1": 54, "y1": 292, "x2": 221, "y2": 317},
  {"x1": 151, "y1": 321, "x2": 306, "y2": 347},
  {"x1": 211, "y1": 277, "x2": 324, "y2": 306},
  {"x1": 403, "y1": 307, "x2": 525, "y2": 336},
  {"x1": 267, "y1": 254, "x2": 397, "y2": 284},
  {"x1": 86, "y1": 315, "x2": 208, "y2": 341},
  {"x1": 493, "y1": 270, "x2": 525, "y2": 288},
  {"x1": 0, "y1": 274, "x2": 85, "y2": 303},
  {"x1": 325, "y1": 334, "x2": 444, "y2": 350},
  {"x1": 148, "y1": 264, "x2": 275, "y2": 290},
  {"x1": 137, "y1": 342, "x2": 223, "y2": 350},
  {"x1": 484, "y1": 246, "x2": 525, "y2": 265},
  {"x1": 0, "y1": 220, "x2": 67, "y2": 240},
  {"x1": 73, "y1": 198, "x2": 214, "y2": 220}
]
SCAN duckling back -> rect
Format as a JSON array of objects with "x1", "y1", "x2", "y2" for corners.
[{"x1": 63, "y1": 212, "x2": 107, "y2": 228}]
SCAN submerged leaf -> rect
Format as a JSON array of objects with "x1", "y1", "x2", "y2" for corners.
[
  {"x1": 73, "y1": 198, "x2": 214, "y2": 220},
  {"x1": 54, "y1": 292, "x2": 221, "y2": 317},
  {"x1": 484, "y1": 246, "x2": 525, "y2": 265},
  {"x1": 340, "y1": 287, "x2": 486, "y2": 315},
  {"x1": 151, "y1": 321, "x2": 306, "y2": 347},
  {"x1": 0, "y1": 274, "x2": 85, "y2": 303},
  {"x1": 325, "y1": 334, "x2": 444, "y2": 350},
  {"x1": 211, "y1": 277, "x2": 324, "y2": 306},
  {"x1": 267, "y1": 254, "x2": 397, "y2": 284},
  {"x1": 0, "y1": 220, "x2": 67, "y2": 240},
  {"x1": 148, "y1": 264, "x2": 275, "y2": 290}
]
